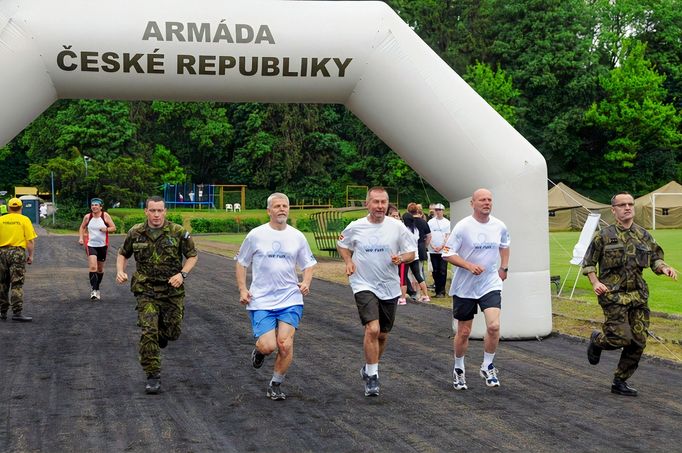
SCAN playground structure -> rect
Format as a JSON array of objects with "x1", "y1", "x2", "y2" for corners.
[{"x1": 161, "y1": 183, "x2": 246, "y2": 210}]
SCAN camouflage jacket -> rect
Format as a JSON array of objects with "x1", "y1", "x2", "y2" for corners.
[
  {"x1": 119, "y1": 221, "x2": 197, "y2": 295},
  {"x1": 582, "y1": 223, "x2": 666, "y2": 294}
]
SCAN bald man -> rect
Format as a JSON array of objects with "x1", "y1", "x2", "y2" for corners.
[{"x1": 443, "y1": 189, "x2": 510, "y2": 390}]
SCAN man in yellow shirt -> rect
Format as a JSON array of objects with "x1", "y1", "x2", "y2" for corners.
[{"x1": 0, "y1": 198, "x2": 37, "y2": 321}]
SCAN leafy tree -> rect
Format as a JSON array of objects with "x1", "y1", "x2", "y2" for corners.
[
  {"x1": 0, "y1": 144, "x2": 28, "y2": 191},
  {"x1": 28, "y1": 156, "x2": 158, "y2": 208},
  {"x1": 150, "y1": 101, "x2": 234, "y2": 183},
  {"x1": 21, "y1": 100, "x2": 137, "y2": 164},
  {"x1": 584, "y1": 41, "x2": 682, "y2": 192},
  {"x1": 152, "y1": 144, "x2": 186, "y2": 184},
  {"x1": 484, "y1": 0, "x2": 603, "y2": 179},
  {"x1": 463, "y1": 62, "x2": 520, "y2": 125}
]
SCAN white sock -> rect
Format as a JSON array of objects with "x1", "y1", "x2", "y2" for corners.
[
  {"x1": 365, "y1": 363, "x2": 378, "y2": 377},
  {"x1": 454, "y1": 356, "x2": 465, "y2": 372},
  {"x1": 270, "y1": 372, "x2": 286, "y2": 385},
  {"x1": 482, "y1": 352, "x2": 495, "y2": 369}
]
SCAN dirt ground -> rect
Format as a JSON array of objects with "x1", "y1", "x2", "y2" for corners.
[{"x1": 1, "y1": 235, "x2": 681, "y2": 452}]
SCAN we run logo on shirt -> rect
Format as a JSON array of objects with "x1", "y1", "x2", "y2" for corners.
[
  {"x1": 363, "y1": 236, "x2": 388, "y2": 253},
  {"x1": 266, "y1": 241, "x2": 288, "y2": 259}
]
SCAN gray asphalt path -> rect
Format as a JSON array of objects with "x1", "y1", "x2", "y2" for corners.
[{"x1": 1, "y1": 235, "x2": 680, "y2": 452}]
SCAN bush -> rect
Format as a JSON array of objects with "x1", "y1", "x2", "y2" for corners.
[{"x1": 189, "y1": 216, "x2": 269, "y2": 233}]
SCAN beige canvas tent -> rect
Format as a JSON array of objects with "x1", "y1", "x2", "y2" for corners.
[
  {"x1": 548, "y1": 182, "x2": 613, "y2": 231},
  {"x1": 634, "y1": 181, "x2": 682, "y2": 229}
]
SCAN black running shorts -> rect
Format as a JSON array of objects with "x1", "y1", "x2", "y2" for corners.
[
  {"x1": 354, "y1": 290, "x2": 398, "y2": 333},
  {"x1": 452, "y1": 290, "x2": 501, "y2": 321}
]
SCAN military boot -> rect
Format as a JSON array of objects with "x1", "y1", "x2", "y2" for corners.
[
  {"x1": 145, "y1": 374, "x2": 161, "y2": 394},
  {"x1": 611, "y1": 378, "x2": 638, "y2": 396},
  {"x1": 587, "y1": 331, "x2": 602, "y2": 365},
  {"x1": 12, "y1": 312, "x2": 33, "y2": 322}
]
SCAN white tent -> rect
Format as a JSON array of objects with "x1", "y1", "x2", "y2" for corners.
[
  {"x1": 548, "y1": 182, "x2": 613, "y2": 231},
  {"x1": 634, "y1": 181, "x2": 682, "y2": 229}
]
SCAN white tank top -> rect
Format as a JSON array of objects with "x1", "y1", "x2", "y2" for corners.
[{"x1": 87, "y1": 215, "x2": 107, "y2": 247}]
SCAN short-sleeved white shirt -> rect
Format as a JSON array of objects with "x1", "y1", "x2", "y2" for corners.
[
  {"x1": 337, "y1": 216, "x2": 417, "y2": 299},
  {"x1": 236, "y1": 224, "x2": 317, "y2": 311},
  {"x1": 427, "y1": 216, "x2": 451, "y2": 253},
  {"x1": 442, "y1": 215, "x2": 510, "y2": 299}
]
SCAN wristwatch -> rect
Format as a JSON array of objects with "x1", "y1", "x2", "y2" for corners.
[
  {"x1": 501, "y1": 267, "x2": 509, "y2": 272},
  {"x1": 180, "y1": 271, "x2": 188, "y2": 279}
]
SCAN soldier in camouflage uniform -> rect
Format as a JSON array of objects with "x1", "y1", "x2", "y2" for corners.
[
  {"x1": 116, "y1": 196, "x2": 198, "y2": 394},
  {"x1": 0, "y1": 198, "x2": 36, "y2": 322},
  {"x1": 582, "y1": 192, "x2": 677, "y2": 396}
]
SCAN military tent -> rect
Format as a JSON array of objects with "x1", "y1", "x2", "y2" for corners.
[
  {"x1": 548, "y1": 182, "x2": 613, "y2": 231},
  {"x1": 634, "y1": 181, "x2": 682, "y2": 229}
]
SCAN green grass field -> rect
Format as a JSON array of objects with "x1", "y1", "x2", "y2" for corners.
[{"x1": 550, "y1": 229, "x2": 682, "y2": 314}]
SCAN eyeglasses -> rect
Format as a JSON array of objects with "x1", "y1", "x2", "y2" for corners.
[{"x1": 612, "y1": 203, "x2": 635, "y2": 208}]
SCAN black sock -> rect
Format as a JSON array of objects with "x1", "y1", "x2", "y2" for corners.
[
  {"x1": 89, "y1": 272, "x2": 98, "y2": 290},
  {"x1": 97, "y1": 272, "x2": 104, "y2": 286}
]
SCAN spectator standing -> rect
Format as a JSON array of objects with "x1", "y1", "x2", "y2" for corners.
[
  {"x1": 428, "y1": 203, "x2": 450, "y2": 297},
  {"x1": 0, "y1": 198, "x2": 36, "y2": 322}
]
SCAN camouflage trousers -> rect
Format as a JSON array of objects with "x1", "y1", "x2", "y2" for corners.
[
  {"x1": 596, "y1": 291, "x2": 650, "y2": 381},
  {"x1": 0, "y1": 246, "x2": 27, "y2": 315},
  {"x1": 135, "y1": 292, "x2": 185, "y2": 376}
]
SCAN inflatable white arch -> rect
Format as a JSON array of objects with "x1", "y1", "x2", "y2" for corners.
[{"x1": 0, "y1": 0, "x2": 552, "y2": 339}]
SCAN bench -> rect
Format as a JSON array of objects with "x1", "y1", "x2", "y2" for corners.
[{"x1": 310, "y1": 210, "x2": 346, "y2": 257}]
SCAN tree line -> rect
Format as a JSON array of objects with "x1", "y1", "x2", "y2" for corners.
[{"x1": 1, "y1": 0, "x2": 680, "y2": 209}]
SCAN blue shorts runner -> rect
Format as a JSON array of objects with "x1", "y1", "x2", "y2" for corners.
[{"x1": 249, "y1": 305, "x2": 304, "y2": 338}]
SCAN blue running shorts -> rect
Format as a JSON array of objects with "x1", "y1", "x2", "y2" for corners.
[{"x1": 249, "y1": 305, "x2": 304, "y2": 338}]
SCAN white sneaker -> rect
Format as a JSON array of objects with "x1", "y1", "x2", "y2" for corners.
[
  {"x1": 94, "y1": 290, "x2": 101, "y2": 300},
  {"x1": 90, "y1": 290, "x2": 97, "y2": 300},
  {"x1": 397, "y1": 297, "x2": 407, "y2": 305},
  {"x1": 453, "y1": 368, "x2": 467, "y2": 390},
  {"x1": 480, "y1": 363, "x2": 500, "y2": 387}
]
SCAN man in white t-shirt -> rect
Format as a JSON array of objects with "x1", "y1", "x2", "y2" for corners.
[
  {"x1": 427, "y1": 203, "x2": 450, "y2": 297},
  {"x1": 337, "y1": 187, "x2": 416, "y2": 397},
  {"x1": 236, "y1": 192, "x2": 316, "y2": 401},
  {"x1": 442, "y1": 188, "x2": 510, "y2": 391}
]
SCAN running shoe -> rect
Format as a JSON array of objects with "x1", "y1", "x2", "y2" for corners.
[
  {"x1": 360, "y1": 366, "x2": 370, "y2": 382},
  {"x1": 94, "y1": 290, "x2": 101, "y2": 300},
  {"x1": 145, "y1": 375, "x2": 161, "y2": 394},
  {"x1": 453, "y1": 368, "x2": 468, "y2": 390},
  {"x1": 365, "y1": 374, "x2": 380, "y2": 397},
  {"x1": 267, "y1": 382, "x2": 286, "y2": 400},
  {"x1": 480, "y1": 363, "x2": 500, "y2": 387},
  {"x1": 397, "y1": 297, "x2": 407, "y2": 305},
  {"x1": 419, "y1": 295, "x2": 431, "y2": 303},
  {"x1": 90, "y1": 290, "x2": 97, "y2": 300},
  {"x1": 251, "y1": 348, "x2": 265, "y2": 368}
]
